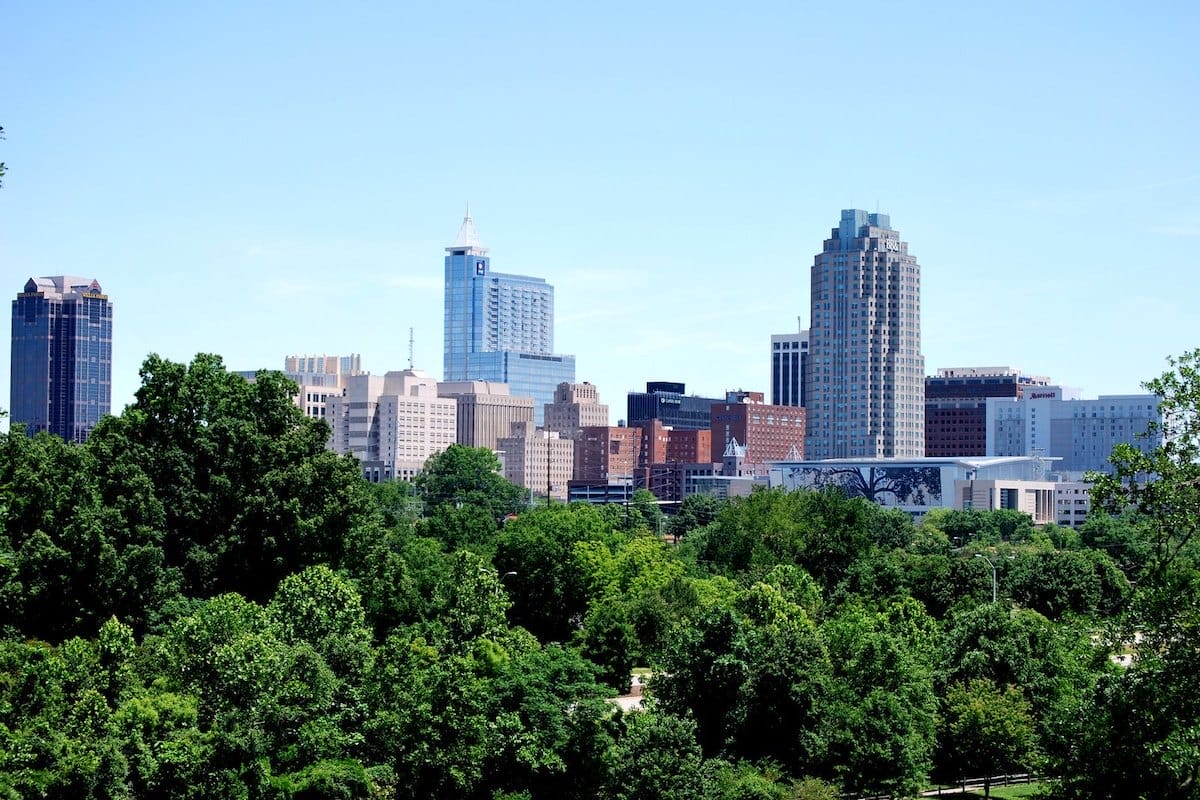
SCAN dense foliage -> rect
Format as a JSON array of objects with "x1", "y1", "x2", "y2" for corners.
[{"x1": 1, "y1": 350, "x2": 1198, "y2": 798}]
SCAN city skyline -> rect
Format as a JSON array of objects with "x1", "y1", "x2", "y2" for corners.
[{"x1": 3, "y1": 2, "x2": 1197, "y2": 418}]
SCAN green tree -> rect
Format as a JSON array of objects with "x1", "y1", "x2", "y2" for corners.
[
  {"x1": 578, "y1": 597, "x2": 636, "y2": 692},
  {"x1": 87, "y1": 353, "x2": 376, "y2": 603},
  {"x1": 939, "y1": 602, "x2": 1107, "y2": 771},
  {"x1": 413, "y1": 444, "x2": 527, "y2": 522},
  {"x1": 354, "y1": 529, "x2": 449, "y2": 637},
  {"x1": 363, "y1": 631, "x2": 495, "y2": 799},
  {"x1": 1091, "y1": 350, "x2": 1200, "y2": 592},
  {"x1": 820, "y1": 601, "x2": 938, "y2": 799},
  {"x1": 436, "y1": 551, "x2": 513, "y2": 645},
  {"x1": 495, "y1": 503, "x2": 618, "y2": 641},
  {"x1": 665, "y1": 493, "x2": 723, "y2": 540},
  {"x1": 483, "y1": 642, "x2": 610, "y2": 797},
  {"x1": 419, "y1": 502, "x2": 503, "y2": 556},
  {"x1": 939, "y1": 679, "x2": 1040, "y2": 797},
  {"x1": 1060, "y1": 350, "x2": 1200, "y2": 799},
  {"x1": 609, "y1": 711, "x2": 705, "y2": 800},
  {"x1": 0, "y1": 428, "x2": 177, "y2": 639},
  {"x1": 367, "y1": 479, "x2": 422, "y2": 530},
  {"x1": 1077, "y1": 510, "x2": 1154, "y2": 579},
  {"x1": 268, "y1": 565, "x2": 372, "y2": 674},
  {"x1": 655, "y1": 588, "x2": 832, "y2": 773},
  {"x1": 695, "y1": 487, "x2": 876, "y2": 587},
  {"x1": 1006, "y1": 548, "x2": 1130, "y2": 619},
  {"x1": 627, "y1": 488, "x2": 666, "y2": 534}
]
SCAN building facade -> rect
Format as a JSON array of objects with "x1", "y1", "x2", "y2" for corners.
[
  {"x1": 10, "y1": 276, "x2": 113, "y2": 442},
  {"x1": 769, "y1": 456, "x2": 1059, "y2": 524},
  {"x1": 665, "y1": 427, "x2": 711, "y2": 464},
  {"x1": 437, "y1": 380, "x2": 534, "y2": 450},
  {"x1": 626, "y1": 381, "x2": 721, "y2": 430},
  {"x1": 442, "y1": 209, "x2": 574, "y2": 424},
  {"x1": 925, "y1": 367, "x2": 1051, "y2": 457},
  {"x1": 806, "y1": 210, "x2": 924, "y2": 459},
  {"x1": 497, "y1": 422, "x2": 574, "y2": 502},
  {"x1": 771, "y1": 319, "x2": 809, "y2": 407},
  {"x1": 543, "y1": 381, "x2": 609, "y2": 440},
  {"x1": 327, "y1": 369, "x2": 456, "y2": 481},
  {"x1": 985, "y1": 387, "x2": 1161, "y2": 475},
  {"x1": 1054, "y1": 481, "x2": 1093, "y2": 528},
  {"x1": 709, "y1": 390, "x2": 806, "y2": 474},
  {"x1": 575, "y1": 425, "x2": 642, "y2": 483},
  {"x1": 283, "y1": 353, "x2": 363, "y2": 421}
]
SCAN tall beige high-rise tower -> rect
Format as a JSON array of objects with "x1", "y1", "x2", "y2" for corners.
[{"x1": 805, "y1": 210, "x2": 924, "y2": 459}]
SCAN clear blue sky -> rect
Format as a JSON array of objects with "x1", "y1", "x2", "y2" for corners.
[{"x1": 4, "y1": 0, "x2": 1198, "y2": 420}]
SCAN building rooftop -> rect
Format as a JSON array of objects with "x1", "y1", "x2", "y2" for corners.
[
  {"x1": 769, "y1": 455, "x2": 1061, "y2": 469},
  {"x1": 447, "y1": 204, "x2": 487, "y2": 253}
]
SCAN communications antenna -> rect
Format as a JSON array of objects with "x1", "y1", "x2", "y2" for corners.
[{"x1": 408, "y1": 327, "x2": 414, "y2": 370}]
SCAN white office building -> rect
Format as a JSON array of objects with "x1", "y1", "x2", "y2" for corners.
[
  {"x1": 327, "y1": 369, "x2": 457, "y2": 481},
  {"x1": 985, "y1": 387, "x2": 1161, "y2": 475}
]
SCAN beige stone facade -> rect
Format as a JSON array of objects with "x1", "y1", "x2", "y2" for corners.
[
  {"x1": 438, "y1": 380, "x2": 535, "y2": 450},
  {"x1": 497, "y1": 422, "x2": 574, "y2": 502},
  {"x1": 328, "y1": 369, "x2": 456, "y2": 481},
  {"x1": 544, "y1": 381, "x2": 609, "y2": 440}
]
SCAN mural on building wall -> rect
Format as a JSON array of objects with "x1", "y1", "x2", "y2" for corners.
[{"x1": 788, "y1": 465, "x2": 943, "y2": 507}]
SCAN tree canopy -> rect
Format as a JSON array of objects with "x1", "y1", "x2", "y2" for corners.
[{"x1": 3, "y1": 348, "x2": 1199, "y2": 798}]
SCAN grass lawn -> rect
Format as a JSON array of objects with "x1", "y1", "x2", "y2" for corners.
[{"x1": 986, "y1": 785, "x2": 1044, "y2": 798}]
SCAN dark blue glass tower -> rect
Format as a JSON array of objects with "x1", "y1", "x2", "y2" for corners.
[{"x1": 10, "y1": 276, "x2": 113, "y2": 442}]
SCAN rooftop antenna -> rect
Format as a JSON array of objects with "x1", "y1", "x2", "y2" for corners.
[{"x1": 408, "y1": 327, "x2": 414, "y2": 370}]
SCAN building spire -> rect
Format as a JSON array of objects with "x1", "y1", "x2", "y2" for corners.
[{"x1": 448, "y1": 203, "x2": 487, "y2": 253}]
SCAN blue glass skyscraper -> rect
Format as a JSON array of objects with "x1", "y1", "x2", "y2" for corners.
[
  {"x1": 10, "y1": 276, "x2": 113, "y2": 442},
  {"x1": 443, "y1": 209, "x2": 575, "y2": 425}
]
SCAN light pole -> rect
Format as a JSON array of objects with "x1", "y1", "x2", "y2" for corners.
[
  {"x1": 480, "y1": 567, "x2": 518, "y2": 596},
  {"x1": 974, "y1": 553, "x2": 1012, "y2": 603}
]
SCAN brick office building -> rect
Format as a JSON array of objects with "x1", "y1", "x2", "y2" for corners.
[
  {"x1": 709, "y1": 391, "x2": 805, "y2": 475},
  {"x1": 925, "y1": 367, "x2": 1051, "y2": 457}
]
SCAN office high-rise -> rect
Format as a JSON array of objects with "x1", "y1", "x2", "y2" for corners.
[
  {"x1": 771, "y1": 318, "x2": 808, "y2": 407},
  {"x1": 544, "y1": 381, "x2": 609, "y2": 440},
  {"x1": 806, "y1": 210, "x2": 924, "y2": 459},
  {"x1": 925, "y1": 367, "x2": 1051, "y2": 457},
  {"x1": 626, "y1": 381, "x2": 722, "y2": 431},
  {"x1": 326, "y1": 369, "x2": 457, "y2": 482},
  {"x1": 10, "y1": 276, "x2": 113, "y2": 442},
  {"x1": 443, "y1": 208, "x2": 575, "y2": 424}
]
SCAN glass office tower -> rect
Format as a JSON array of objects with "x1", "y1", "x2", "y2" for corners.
[
  {"x1": 806, "y1": 210, "x2": 924, "y2": 459},
  {"x1": 443, "y1": 209, "x2": 574, "y2": 424},
  {"x1": 11, "y1": 276, "x2": 113, "y2": 442}
]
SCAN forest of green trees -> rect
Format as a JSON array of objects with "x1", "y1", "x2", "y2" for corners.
[{"x1": 1, "y1": 350, "x2": 1198, "y2": 799}]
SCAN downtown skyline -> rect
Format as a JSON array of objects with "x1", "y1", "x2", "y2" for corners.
[{"x1": 3, "y1": 1, "x2": 1197, "y2": 418}]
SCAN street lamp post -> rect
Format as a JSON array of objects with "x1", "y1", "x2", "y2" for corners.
[
  {"x1": 480, "y1": 568, "x2": 519, "y2": 597},
  {"x1": 974, "y1": 553, "x2": 1013, "y2": 603}
]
